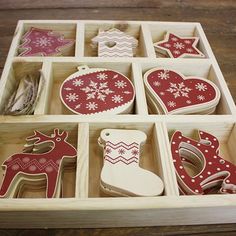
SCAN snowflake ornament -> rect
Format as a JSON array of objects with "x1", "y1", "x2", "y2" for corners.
[
  {"x1": 153, "y1": 32, "x2": 205, "y2": 58},
  {"x1": 18, "y1": 27, "x2": 74, "y2": 56}
]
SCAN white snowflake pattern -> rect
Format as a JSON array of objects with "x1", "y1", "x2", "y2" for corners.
[
  {"x1": 115, "y1": 80, "x2": 127, "y2": 89},
  {"x1": 174, "y1": 42, "x2": 185, "y2": 49},
  {"x1": 97, "y1": 73, "x2": 108, "y2": 80},
  {"x1": 86, "y1": 102, "x2": 98, "y2": 111},
  {"x1": 186, "y1": 48, "x2": 193, "y2": 52},
  {"x1": 167, "y1": 101, "x2": 176, "y2": 107},
  {"x1": 81, "y1": 80, "x2": 114, "y2": 101},
  {"x1": 166, "y1": 82, "x2": 192, "y2": 98},
  {"x1": 158, "y1": 70, "x2": 169, "y2": 80},
  {"x1": 197, "y1": 95, "x2": 205, "y2": 101},
  {"x1": 184, "y1": 40, "x2": 191, "y2": 44},
  {"x1": 112, "y1": 95, "x2": 123, "y2": 103},
  {"x1": 66, "y1": 93, "x2": 79, "y2": 102},
  {"x1": 64, "y1": 87, "x2": 73, "y2": 91},
  {"x1": 153, "y1": 81, "x2": 161, "y2": 87},
  {"x1": 173, "y1": 50, "x2": 180, "y2": 55},
  {"x1": 73, "y1": 79, "x2": 84, "y2": 87},
  {"x1": 186, "y1": 100, "x2": 192, "y2": 104},
  {"x1": 34, "y1": 36, "x2": 53, "y2": 48},
  {"x1": 164, "y1": 43, "x2": 171, "y2": 48},
  {"x1": 195, "y1": 83, "x2": 207, "y2": 91},
  {"x1": 171, "y1": 37, "x2": 178, "y2": 41},
  {"x1": 75, "y1": 103, "x2": 81, "y2": 109},
  {"x1": 160, "y1": 92, "x2": 165, "y2": 96}
]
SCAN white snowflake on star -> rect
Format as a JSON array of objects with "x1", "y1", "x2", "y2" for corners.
[
  {"x1": 166, "y1": 82, "x2": 192, "y2": 98},
  {"x1": 66, "y1": 93, "x2": 79, "y2": 102},
  {"x1": 197, "y1": 95, "x2": 205, "y2": 101},
  {"x1": 186, "y1": 48, "x2": 193, "y2": 52},
  {"x1": 158, "y1": 70, "x2": 169, "y2": 80},
  {"x1": 195, "y1": 83, "x2": 207, "y2": 91},
  {"x1": 33, "y1": 36, "x2": 53, "y2": 48},
  {"x1": 81, "y1": 80, "x2": 114, "y2": 101},
  {"x1": 153, "y1": 81, "x2": 161, "y2": 87},
  {"x1": 174, "y1": 42, "x2": 185, "y2": 49},
  {"x1": 167, "y1": 101, "x2": 176, "y2": 107},
  {"x1": 171, "y1": 37, "x2": 178, "y2": 41},
  {"x1": 73, "y1": 79, "x2": 84, "y2": 87},
  {"x1": 184, "y1": 40, "x2": 192, "y2": 44},
  {"x1": 173, "y1": 50, "x2": 180, "y2": 55},
  {"x1": 164, "y1": 43, "x2": 171, "y2": 48},
  {"x1": 112, "y1": 95, "x2": 123, "y2": 103},
  {"x1": 115, "y1": 80, "x2": 127, "y2": 89},
  {"x1": 97, "y1": 73, "x2": 108, "y2": 80},
  {"x1": 86, "y1": 101, "x2": 98, "y2": 110}
]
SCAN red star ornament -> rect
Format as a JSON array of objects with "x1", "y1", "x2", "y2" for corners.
[{"x1": 154, "y1": 32, "x2": 205, "y2": 58}]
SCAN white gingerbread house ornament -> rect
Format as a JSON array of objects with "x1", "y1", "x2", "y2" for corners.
[{"x1": 91, "y1": 28, "x2": 138, "y2": 57}]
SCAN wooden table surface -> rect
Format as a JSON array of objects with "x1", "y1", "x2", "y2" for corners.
[{"x1": 0, "y1": 0, "x2": 236, "y2": 235}]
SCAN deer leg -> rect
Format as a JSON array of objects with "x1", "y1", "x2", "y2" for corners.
[
  {"x1": 0, "y1": 169, "x2": 18, "y2": 197},
  {"x1": 46, "y1": 172, "x2": 59, "y2": 198}
]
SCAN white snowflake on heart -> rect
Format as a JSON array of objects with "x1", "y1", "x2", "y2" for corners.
[
  {"x1": 197, "y1": 95, "x2": 205, "y2": 101},
  {"x1": 115, "y1": 80, "x2": 127, "y2": 89},
  {"x1": 153, "y1": 81, "x2": 161, "y2": 87},
  {"x1": 158, "y1": 70, "x2": 169, "y2": 80},
  {"x1": 195, "y1": 83, "x2": 207, "y2": 91},
  {"x1": 86, "y1": 101, "x2": 98, "y2": 110},
  {"x1": 81, "y1": 80, "x2": 114, "y2": 101},
  {"x1": 112, "y1": 95, "x2": 123, "y2": 103},
  {"x1": 97, "y1": 73, "x2": 108, "y2": 80},
  {"x1": 73, "y1": 79, "x2": 84, "y2": 87},
  {"x1": 33, "y1": 36, "x2": 53, "y2": 48},
  {"x1": 174, "y1": 42, "x2": 185, "y2": 49},
  {"x1": 167, "y1": 101, "x2": 176, "y2": 107},
  {"x1": 66, "y1": 93, "x2": 79, "y2": 102},
  {"x1": 166, "y1": 82, "x2": 192, "y2": 98}
]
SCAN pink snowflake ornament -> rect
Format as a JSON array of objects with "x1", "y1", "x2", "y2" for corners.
[
  {"x1": 60, "y1": 66, "x2": 135, "y2": 115},
  {"x1": 18, "y1": 27, "x2": 74, "y2": 57},
  {"x1": 144, "y1": 68, "x2": 221, "y2": 115},
  {"x1": 153, "y1": 32, "x2": 205, "y2": 58}
]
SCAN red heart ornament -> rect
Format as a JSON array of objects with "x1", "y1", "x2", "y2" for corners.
[
  {"x1": 60, "y1": 66, "x2": 135, "y2": 115},
  {"x1": 144, "y1": 68, "x2": 221, "y2": 114}
]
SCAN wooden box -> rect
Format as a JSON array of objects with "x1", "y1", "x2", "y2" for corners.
[{"x1": 0, "y1": 20, "x2": 235, "y2": 228}]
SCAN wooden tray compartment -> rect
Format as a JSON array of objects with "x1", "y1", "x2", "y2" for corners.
[
  {"x1": 14, "y1": 21, "x2": 77, "y2": 57},
  {"x1": 46, "y1": 60, "x2": 142, "y2": 115},
  {"x1": 0, "y1": 122, "x2": 78, "y2": 198},
  {"x1": 147, "y1": 22, "x2": 210, "y2": 59},
  {"x1": 88, "y1": 121, "x2": 176, "y2": 197},
  {"x1": 162, "y1": 119, "x2": 236, "y2": 195},
  {"x1": 84, "y1": 22, "x2": 148, "y2": 57},
  {"x1": 138, "y1": 59, "x2": 235, "y2": 115},
  {"x1": 0, "y1": 60, "x2": 44, "y2": 115}
]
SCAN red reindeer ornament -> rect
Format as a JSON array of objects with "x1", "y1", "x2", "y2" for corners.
[
  {"x1": 0, "y1": 129, "x2": 77, "y2": 198},
  {"x1": 171, "y1": 130, "x2": 236, "y2": 195}
]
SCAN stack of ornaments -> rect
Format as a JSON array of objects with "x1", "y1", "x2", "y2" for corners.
[
  {"x1": 144, "y1": 68, "x2": 221, "y2": 115},
  {"x1": 18, "y1": 27, "x2": 74, "y2": 56},
  {"x1": 98, "y1": 129, "x2": 164, "y2": 196},
  {"x1": 0, "y1": 129, "x2": 77, "y2": 198},
  {"x1": 60, "y1": 66, "x2": 135, "y2": 115},
  {"x1": 170, "y1": 130, "x2": 236, "y2": 195}
]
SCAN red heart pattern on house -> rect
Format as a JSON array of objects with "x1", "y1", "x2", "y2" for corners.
[
  {"x1": 60, "y1": 67, "x2": 135, "y2": 115},
  {"x1": 144, "y1": 68, "x2": 220, "y2": 114}
]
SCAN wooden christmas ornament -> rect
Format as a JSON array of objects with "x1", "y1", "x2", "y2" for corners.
[
  {"x1": 153, "y1": 32, "x2": 205, "y2": 58},
  {"x1": 18, "y1": 27, "x2": 74, "y2": 57},
  {"x1": 144, "y1": 68, "x2": 221, "y2": 115},
  {"x1": 0, "y1": 129, "x2": 77, "y2": 198},
  {"x1": 170, "y1": 130, "x2": 236, "y2": 195},
  {"x1": 60, "y1": 65, "x2": 135, "y2": 115},
  {"x1": 91, "y1": 28, "x2": 138, "y2": 57},
  {"x1": 98, "y1": 129, "x2": 164, "y2": 197}
]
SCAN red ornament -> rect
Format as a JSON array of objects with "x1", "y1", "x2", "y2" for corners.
[
  {"x1": 60, "y1": 66, "x2": 135, "y2": 115},
  {"x1": 18, "y1": 27, "x2": 74, "y2": 56},
  {"x1": 154, "y1": 32, "x2": 205, "y2": 58},
  {"x1": 0, "y1": 129, "x2": 77, "y2": 198},
  {"x1": 144, "y1": 68, "x2": 220, "y2": 114},
  {"x1": 171, "y1": 130, "x2": 236, "y2": 195}
]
